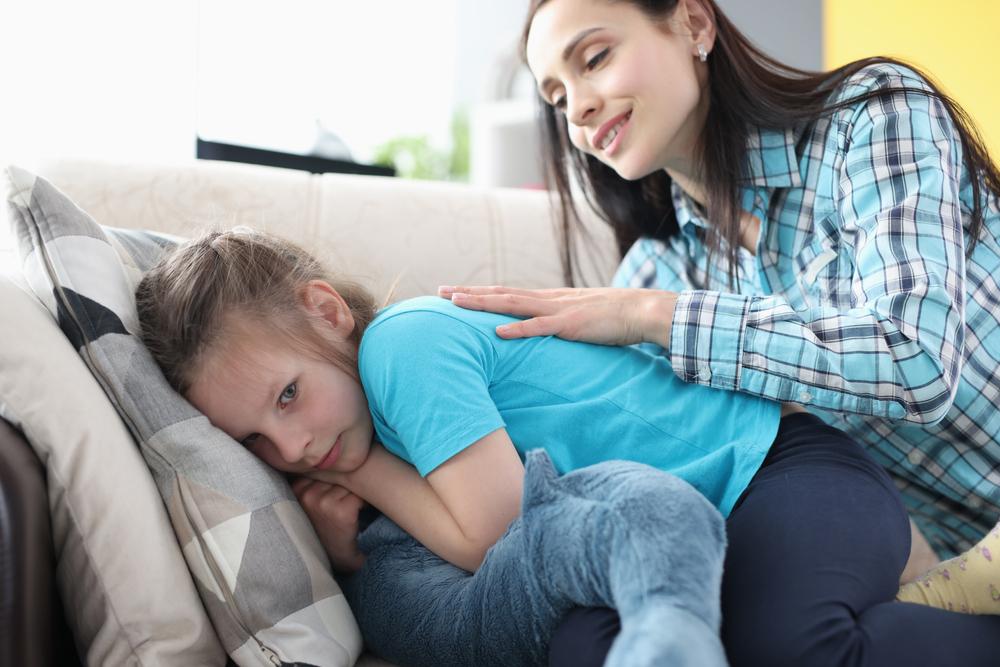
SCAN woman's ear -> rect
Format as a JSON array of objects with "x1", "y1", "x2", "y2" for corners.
[
  {"x1": 300, "y1": 280, "x2": 356, "y2": 340},
  {"x1": 679, "y1": 0, "x2": 717, "y2": 58}
]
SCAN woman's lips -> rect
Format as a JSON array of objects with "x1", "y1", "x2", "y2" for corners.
[
  {"x1": 315, "y1": 435, "x2": 343, "y2": 471},
  {"x1": 593, "y1": 110, "x2": 632, "y2": 155}
]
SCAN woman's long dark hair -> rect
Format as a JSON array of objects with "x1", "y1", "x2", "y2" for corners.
[{"x1": 523, "y1": 0, "x2": 1000, "y2": 286}]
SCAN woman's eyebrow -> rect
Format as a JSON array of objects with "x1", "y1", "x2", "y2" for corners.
[{"x1": 538, "y1": 26, "x2": 604, "y2": 96}]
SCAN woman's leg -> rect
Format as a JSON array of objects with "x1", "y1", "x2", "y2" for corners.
[
  {"x1": 549, "y1": 413, "x2": 1000, "y2": 667},
  {"x1": 723, "y1": 413, "x2": 1000, "y2": 667},
  {"x1": 548, "y1": 607, "x2": 619, "y2": 667}
]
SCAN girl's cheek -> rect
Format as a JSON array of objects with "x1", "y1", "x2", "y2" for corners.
[{"x1": 250, "y1": 441, "x2": 287, "y2": 472}]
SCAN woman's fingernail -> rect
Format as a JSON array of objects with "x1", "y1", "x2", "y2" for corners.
[
  {"x1": 451, "y1": 292, "x2": 468, "y2": 301},
  {"x1": 439, "y1": 285, "x2": 454, "y2": 294}
]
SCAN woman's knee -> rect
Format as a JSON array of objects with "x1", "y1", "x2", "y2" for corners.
[
  {"x1": 723, "y1": 616, "x2": 861, "y2": 667},
  {"x1": 548, "y1": 607, "x2": 619, "y2": 667}
]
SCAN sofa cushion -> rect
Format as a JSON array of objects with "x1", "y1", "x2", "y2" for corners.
[
  {"x1": 4, "y1": 164, "x2": 362, "y2": 666},
  {"x1": 0, "y1": 272, "x2": 226, "y2": 666}
]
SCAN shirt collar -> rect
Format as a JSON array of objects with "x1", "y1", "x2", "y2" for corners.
[
  {"x1": 672, "y1": 125, "x2": 803, "y2": 233},
  {"x1": 742, "y1": 126, "x2": 803, "y2": 187}
]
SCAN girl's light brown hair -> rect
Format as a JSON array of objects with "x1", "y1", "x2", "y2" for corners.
[{"x1": 135, "y1": 228, "x2": 378, "y2": 396}]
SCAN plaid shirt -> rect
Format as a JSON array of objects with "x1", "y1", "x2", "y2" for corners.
[{"x1": 613, "y1": 63, "x2": 1000, "y2": 556}]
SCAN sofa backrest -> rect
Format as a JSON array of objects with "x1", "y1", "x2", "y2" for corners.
[{"x1": 30, "y1": 159, "x2": 619, "y2": 301}]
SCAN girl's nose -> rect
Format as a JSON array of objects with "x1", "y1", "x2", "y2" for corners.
[{"x1": 270, "y1": 425, "x2": 308, "y2": 465}]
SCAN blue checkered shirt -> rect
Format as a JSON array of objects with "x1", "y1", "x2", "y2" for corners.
[{"x1": 613, "y1": 63, "x2": 1000, "y2": 556}]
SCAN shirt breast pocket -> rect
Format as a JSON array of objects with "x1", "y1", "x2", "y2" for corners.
[{"x1": 794, "y1": 237, "x2": 855, "y2": 310}]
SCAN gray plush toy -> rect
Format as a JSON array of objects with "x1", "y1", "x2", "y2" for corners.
[{"x1": 341, "y1": 449, "x2": 729, "y2": 667}]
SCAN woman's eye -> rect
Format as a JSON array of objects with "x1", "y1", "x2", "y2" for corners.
[
  {"x1": 279, "y1": 382, "x2": 297, "y2": 407},
  {"x1": 242, "y1": 433, "x2": 260, "y2": 447},
  {"x1": 585, "y1": 47, "x2": 609, "y2": 70},
  {"x1": 552, "y1": 95, "x2": 567, "y2": 111}
]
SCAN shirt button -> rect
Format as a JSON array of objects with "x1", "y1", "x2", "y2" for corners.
[
  {"x1": 968, "y1": 495, "x2": 984, "y2": 510},
  {"x1": 798, "y1": 391, "x2": 812, "y2": 403},
  {"x1": 907, "y1": 450, "x2": 925, "y2": 465},
  {"x1": 697, "y1": 364, "x2": 712, "y2": 381}
]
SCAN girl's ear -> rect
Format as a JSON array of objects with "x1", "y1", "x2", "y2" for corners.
[
  {"x1": 300, "y1": 280, "x2": 356, "y2": 340},
  {"x1": 678, "y1": 0, "x2": 717, "y2": 57}
]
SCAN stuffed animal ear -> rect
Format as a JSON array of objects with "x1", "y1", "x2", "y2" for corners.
[{"x1": 521, "y1": 449, "x2": 562, "y2": 510}]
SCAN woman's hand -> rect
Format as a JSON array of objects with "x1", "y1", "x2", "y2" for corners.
[
  {"x1": 291, "y1": 477, "x2": 367, "y2": 573},
  {"x1": 439, "y1": 285, "x2": 677, "y2": 349}
]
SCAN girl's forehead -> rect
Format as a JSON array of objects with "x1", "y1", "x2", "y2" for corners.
[{"x1": 199, "y1": 332, "x2": 289, "y2": 392}]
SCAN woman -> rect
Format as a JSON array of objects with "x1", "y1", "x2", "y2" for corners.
[{"x1": 441, "y1": 0, "x2": 1000, "y2": 663}]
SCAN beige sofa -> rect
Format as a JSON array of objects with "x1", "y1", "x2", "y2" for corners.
[
  {"x1": 0, "y1": 158, "x2": 939, "y2": 665},
  {"x1": 0, "y1": 158, "x2": 616, "y2": 666}
]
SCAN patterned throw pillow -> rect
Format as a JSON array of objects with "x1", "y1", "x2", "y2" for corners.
[{"x1": 4, "y1": 165, "x2": 362, "y2": 667}]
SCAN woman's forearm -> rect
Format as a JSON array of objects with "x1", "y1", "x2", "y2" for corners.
[{"x1": 639, "y1": 289, "x2": 677, "y2": 350}]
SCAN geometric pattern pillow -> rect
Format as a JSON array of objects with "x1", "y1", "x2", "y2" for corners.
[{"x1": 4, "y1": 164, "x2": 362, "y2": 667}]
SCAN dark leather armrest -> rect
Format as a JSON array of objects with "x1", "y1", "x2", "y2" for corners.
[{"x1": 0, "y1": 417, "x2": 79, "y2": 666}]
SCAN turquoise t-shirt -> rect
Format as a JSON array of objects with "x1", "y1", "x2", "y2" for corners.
[{"x1": 358, "y1": 296, "x2": 781, "y2": 516}]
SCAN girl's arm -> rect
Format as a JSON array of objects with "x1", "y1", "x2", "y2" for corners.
[
  {"x1": 291, "y1": 478, "x2": 368, "y2": 573},
  {"x1": 317, "y1": 431, "x2": 524, "y2": 572}
]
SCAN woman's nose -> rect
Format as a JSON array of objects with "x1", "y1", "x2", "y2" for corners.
[{"x1": 567, "y1": 86, "x2": 601, "y2": 126}]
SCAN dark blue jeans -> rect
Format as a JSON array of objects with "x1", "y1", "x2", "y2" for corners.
[{"x1": 548, "y1": 413, "x2": 1000, "y2": 667}]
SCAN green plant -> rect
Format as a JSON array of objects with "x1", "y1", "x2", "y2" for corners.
[{"x1": 373, "y1": 109, "x2": 470, "y2": 181}]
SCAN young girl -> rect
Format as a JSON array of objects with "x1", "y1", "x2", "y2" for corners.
[{"x1": 138, "y1": 227, "x2": 999, "y2": 666}]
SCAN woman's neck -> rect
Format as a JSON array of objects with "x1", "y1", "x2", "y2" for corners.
[
  {"x1": 667, "y1": 168, "x2": 708, "y2": 208},
  {"x1": 667, "y1": 167, "x2": 761, "y2": 255}
]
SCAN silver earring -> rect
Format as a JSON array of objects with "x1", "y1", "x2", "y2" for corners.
[{"x1": 697, "y1": 44, "x2": 708, "y2": 62}]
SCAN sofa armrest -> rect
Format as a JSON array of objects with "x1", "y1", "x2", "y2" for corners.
[{"x1": 0, "y1": 417, "x2": 80, "y2": 666}]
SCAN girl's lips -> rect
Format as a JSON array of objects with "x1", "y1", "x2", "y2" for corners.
[{"x1": 315, "y1": 435, "x2": 343, "y2": 471}]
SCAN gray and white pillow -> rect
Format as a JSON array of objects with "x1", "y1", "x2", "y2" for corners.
[{"x1": 4, "y1": 164, "x2": 362, "y2": 667}]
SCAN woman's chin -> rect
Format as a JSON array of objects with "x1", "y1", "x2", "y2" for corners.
[{"x1": 610, "y1": 159, "x2": 658, "y2": 182}]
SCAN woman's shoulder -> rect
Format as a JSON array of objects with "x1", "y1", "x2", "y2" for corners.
[{"x1": 830, "y1": 60, "x2": 936, "y2": 106}]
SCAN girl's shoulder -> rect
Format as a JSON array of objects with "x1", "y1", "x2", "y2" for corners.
[
  {"x1": 357, "y1": 296, "x2": 506, "y2": 397},
  {"x1": 366, "y1": 295, "x2": 504, "y2": 335},
  {"x1": 360, "y1": 296, "x2": 508, "y2": 359},
  {"x1": 369, "y1": 295, "x2": 455, "y2": 326},
  {"x1": 364, "y1": 296, "x2": 463, "y2": 346}
]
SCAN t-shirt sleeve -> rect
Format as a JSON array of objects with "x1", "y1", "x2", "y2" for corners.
[{"x1": 359, "y1": 308, "x2": 506, "y2": 476}]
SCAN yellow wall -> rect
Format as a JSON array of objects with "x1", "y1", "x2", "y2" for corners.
[{"x1": 824, "y1": 0, "x2": 1000, "y2": 163}]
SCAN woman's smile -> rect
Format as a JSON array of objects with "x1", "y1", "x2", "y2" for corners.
[{"x1": 593, "y1": 109, "x2": 632, "y2": 155}]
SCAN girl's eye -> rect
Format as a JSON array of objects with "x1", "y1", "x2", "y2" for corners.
[
  {"x1": 242, "y1": 433, "x2": 259, "y2": 447},
  {"x1": 585, "y1": 47, "x2": 609, "y2": 71},
  {"x1": 279, "y1": 382, "x2": 297, "y2": 407},
  {"x1": 552, "y1": 95, "x2": 567, "y2": 111}
]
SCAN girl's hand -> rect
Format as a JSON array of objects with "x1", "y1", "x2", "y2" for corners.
[
  {"x1": 438, "y1": 285, "x2": 677, "y2": 349},
  {"x1": 291, "y1": 477, "x2": 367, "y2": 573}
]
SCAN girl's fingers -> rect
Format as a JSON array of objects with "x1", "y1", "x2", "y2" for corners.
[
  {"x1": 291, "y1": 477, "x2": 315, "y2": 495},
  {"x1": 293, "y1": 476, "x2": 351, "y2": 502}
]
